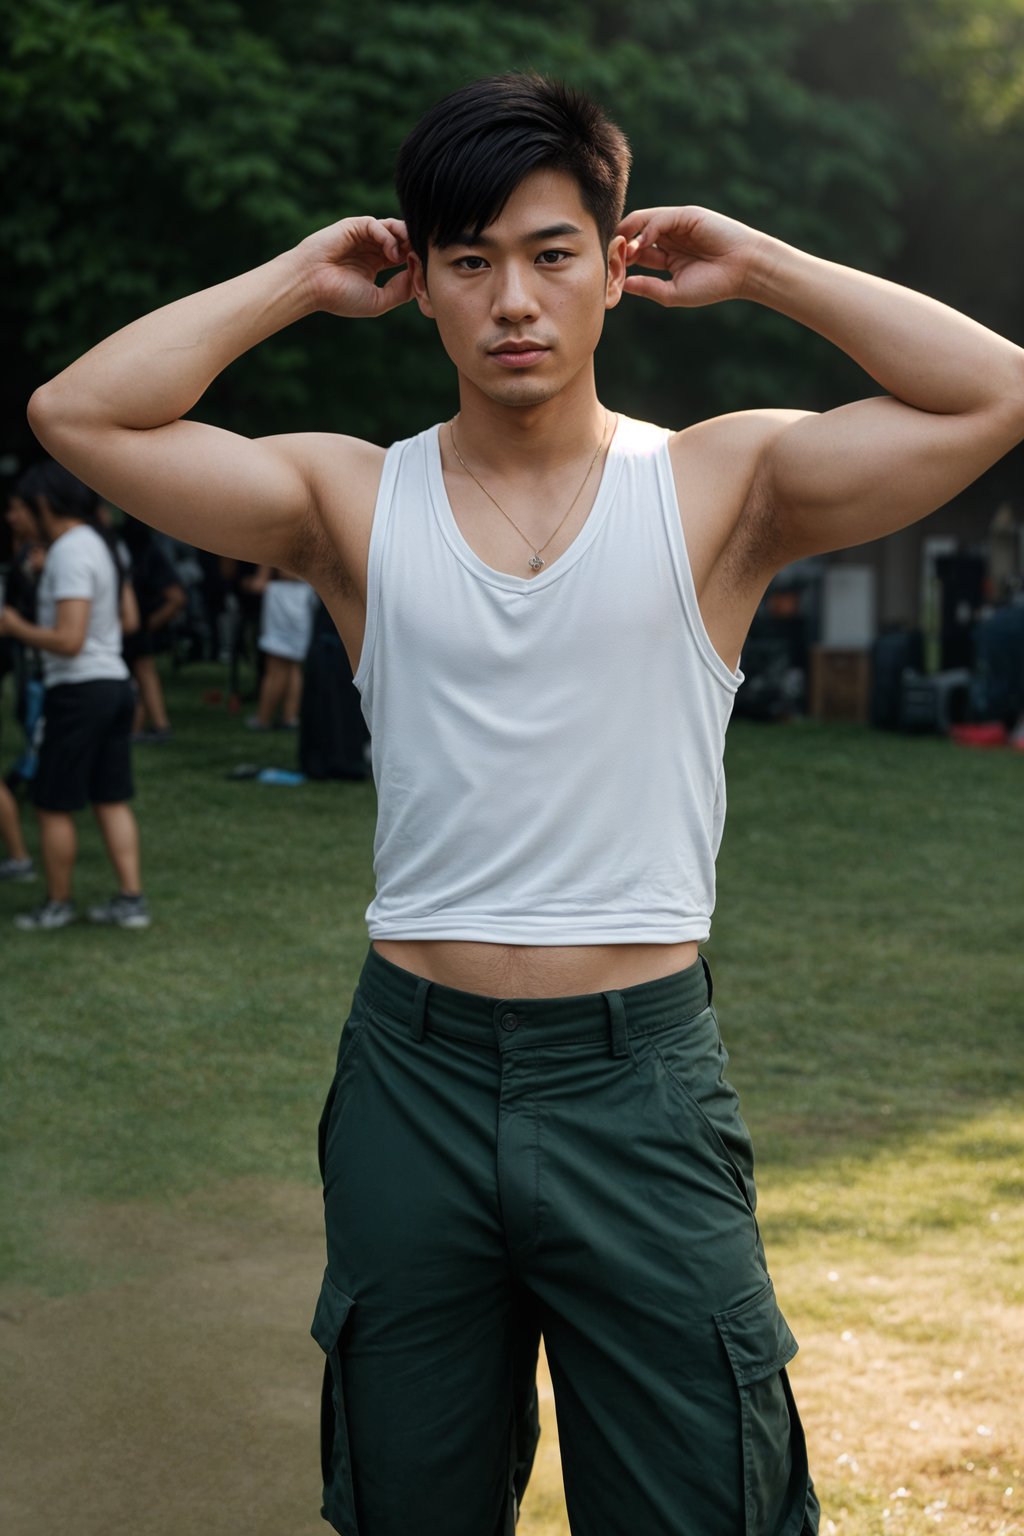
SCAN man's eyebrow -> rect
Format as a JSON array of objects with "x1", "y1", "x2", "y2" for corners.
[{"x1": 448, "y1": 222, "x2": 584, "y2": 247}]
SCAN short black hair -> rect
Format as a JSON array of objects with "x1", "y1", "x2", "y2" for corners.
[
  {"x1": 15, "y1": 460, "x2": 98, "y2": 525},
  {"x1": 17, "y1": 459, "x2": 123, "y2": 587},
  {"x1": 395, "y1": 72, "x2": 632, "y2": 268}
]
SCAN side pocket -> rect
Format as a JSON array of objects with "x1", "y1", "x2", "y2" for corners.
[
  {"x1": 650, "y1": 1017, "x2": 757, "y2": 1216},
  {"x1": 715, "y1": 1279, "x2": 813, "y2": 1536},
  {"x1": 311, "y1": 1269, "x2": 361, "y2": 1534},
  {"x1": 334, "y1": 998, "x2": 370, "y2": 1075},
  {"x1": 317, "y1": 1007, "x2": 370, "y2": 1182}
]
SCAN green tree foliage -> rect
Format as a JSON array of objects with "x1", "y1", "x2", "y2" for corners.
[
  {"x1": 910, "y1": 0, "x2": 1024, "y2": 130},
  {"x1": 0, "y1": 0, "x2": 1017, "y2": 458},
  {"x1": 794, "y1": 1, "x2": 1024, "y2": 409}
]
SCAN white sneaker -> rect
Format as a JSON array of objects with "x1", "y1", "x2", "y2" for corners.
[
  {"x1": 87, "y1": 892, "x2": 152, "y2": 929},
  {"x1": 0, "y1": 857, "x2": 36, "y2": 883},
  {"x1": 14, "y1": 898, "x2": 76, "y2": 930}
]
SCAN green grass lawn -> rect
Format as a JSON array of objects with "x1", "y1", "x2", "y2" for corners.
[
  {"x1": 2, "y1": 661, "x2": 1022, "y2": 1533},
  {"x1": 1, "y1": 664, "x2": 1021, "y2": 1284}
]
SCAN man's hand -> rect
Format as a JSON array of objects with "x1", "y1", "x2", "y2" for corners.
[
  {"x1": 297, "y1": 216, "x2": 414, "y2": 318},
  {"x1": 617, "y1": 206, "x2": 775, "y2": 308}
]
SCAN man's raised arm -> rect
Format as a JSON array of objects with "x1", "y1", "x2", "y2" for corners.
[
  {"x1": 618, "y1": 205, "x2": 1024, "y2": 565},
  {"x1": 27, "y1": 217, "x2": 413, "y2": 572}
]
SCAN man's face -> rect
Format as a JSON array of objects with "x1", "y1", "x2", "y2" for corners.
[{"x1": 409, "y1": 168, "x2": 626, "y2": 408}]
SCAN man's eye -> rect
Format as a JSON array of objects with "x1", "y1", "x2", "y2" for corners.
[
  {"x1": 537, "y1": 250, "x2": 571, "y2": 265},
  {"x1": 454, "y1": 256, "x2": 488, "y2": 271}
]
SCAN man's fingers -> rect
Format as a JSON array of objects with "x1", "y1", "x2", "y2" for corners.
[
  {"x1": 617, "y1": 208, "x2": 660, "y2": 242},
  {"x1": 617, "y1": 208, "x2": 676, "y2": 249},
  {"x1": 375, "y1": 223, "x2": 402, "y2": 267},
  {"x1": 626, "y1": 242, "x2": 670, "y2": 272},
  {"x1": 379, "y1": 217, "x2": 410, "y2": 245},
  {"x1": 375, "y1": 267, "x2": 415, "y2": 311},
  {"x1": 622, "y1": 274, "x2": 674, "y2": 305},
  {"x1": 363, "y1": 217, "x2": 409, "y2": 268},
  {"x1": 378, "y1": 217, "x2": 412, "y2": 265}
]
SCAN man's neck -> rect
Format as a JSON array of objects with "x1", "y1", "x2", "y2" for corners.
[{"x1": 452, "y1": 373, "x2": 609, "y2": 476}]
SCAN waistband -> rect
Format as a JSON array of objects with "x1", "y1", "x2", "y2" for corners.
[{"x1": 356, "y1": 945, "x2": 713, "y2": 1057}]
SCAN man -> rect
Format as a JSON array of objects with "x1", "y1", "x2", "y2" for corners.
[
  {"x1": 0, "y1": 463, "x2": 149, "y2": 929},
  {"x1": 26, "y1": 71, "x2": 1024, "y2": 1536}
]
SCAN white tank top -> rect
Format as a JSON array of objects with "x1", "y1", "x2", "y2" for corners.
[{"x1": 355, "y1": 414, "x2": 743, "y2": 945}]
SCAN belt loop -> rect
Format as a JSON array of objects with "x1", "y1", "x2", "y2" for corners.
[
  {"x1": 410, "y1": 977, "x2": 431, "y2": 1043},
  {"x1": 604, "y1": 990, "x2": 629, "y2": 1059},
  {"x1": 699, "y1": 953, "x2": 714, "y2": 1007}
]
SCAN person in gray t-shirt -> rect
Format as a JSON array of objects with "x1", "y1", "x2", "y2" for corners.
[{"x1": 0, "y1": 462, "x2": 151, "y2": 930}]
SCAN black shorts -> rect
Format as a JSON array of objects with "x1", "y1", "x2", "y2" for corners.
[
  {"x1": 123, "y1": 629, "x2": 156, "y2": 665},
  {"x1": 33, "y1": 679, "x2": 135, "y2": 813}
]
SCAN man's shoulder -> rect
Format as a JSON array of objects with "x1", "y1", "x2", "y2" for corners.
[
  {"x1": 264, "y1": 430, "x2": 389, "y2": 531},
  {"x1": 663, "y1": 409, "x2": 812, "y2": 597},
  {"x1": 292, "y1": 423, "x2": 445, "y2": 514},
  {"x1": 267, "y1": 431, "x2": 407, "y2": 599},
  {"x1": 668, "y1": 407, "x2": 811, "y2": 473},
  {"x1": 666, "y1": 408, "x2": 813, "y2": 553},
  {"x1": 263, "y1": 429, "x2": 389, "y2": 481}
]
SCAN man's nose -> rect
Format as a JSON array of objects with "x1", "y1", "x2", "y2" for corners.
[{"x1": 491, "y1": 263, "x2": 539, "y2": 324}]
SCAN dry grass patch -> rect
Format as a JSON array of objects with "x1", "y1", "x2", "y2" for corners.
[{"x1": 519, "y1": 1108, "x2": 1024, "y2": 1536}]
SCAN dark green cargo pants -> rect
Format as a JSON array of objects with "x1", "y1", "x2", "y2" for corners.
[{"x1": 313, "y1": 946, "x2": 819, "y2": 1536}]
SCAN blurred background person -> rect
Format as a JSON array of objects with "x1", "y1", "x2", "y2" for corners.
[
  {"x1": 241, "y1": 565, "x2": 316, "y2": 730},
  {"x1": 0, "y1": 770, "x2": 32, "y2": 879},
  {"x1": 0, "y1": 711, "x2": 34, "y2": 880},
  {"x1": 0, "y1": 487, "x2": 47, "y2": 879},
  {"x1": 0, "y1": 461, "x2": 151, "y2": 930},
  {"x1": 119, "y1": 513, "x2": 187, "y2": 742},
  {"x1": 4, "y1": 483, "x2": 47, "y2": 790},
  {"x1": 299, "y1": 596, "x2": 371, "y2": 781}
]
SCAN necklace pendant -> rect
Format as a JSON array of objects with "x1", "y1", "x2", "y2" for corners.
[{"x1": 528, "y1": 554, "x2": 545, "y2": 571}]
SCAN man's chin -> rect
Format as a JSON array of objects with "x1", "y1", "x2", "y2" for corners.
[{"x1": 478, "y1": 375, "x2": 565, "y2": 410}]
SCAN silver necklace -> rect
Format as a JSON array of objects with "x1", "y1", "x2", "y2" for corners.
[{"x1": 448, "y1": 412, "x2": 614, "y2": 572}]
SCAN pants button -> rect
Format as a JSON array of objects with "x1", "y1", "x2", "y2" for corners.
[{"x1": 500, "y1": 1011, "x2": 520, "y2": 1032}]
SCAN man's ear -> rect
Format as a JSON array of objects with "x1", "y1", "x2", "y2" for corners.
[
  {"x1": 408, "y1": 252, "x2": 435, "y2": 319},
  {"x1": 605, "y1": 234, "x2": 628, "y2": 311}
]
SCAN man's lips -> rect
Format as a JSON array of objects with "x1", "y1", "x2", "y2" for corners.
[{"x1": 488, "y1": 342, "x2": 550, "y2": 367}]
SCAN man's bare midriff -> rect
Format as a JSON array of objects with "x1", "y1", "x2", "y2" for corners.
[{"x1": 372, "y1": 939, "x2": 701, "y2": 998}]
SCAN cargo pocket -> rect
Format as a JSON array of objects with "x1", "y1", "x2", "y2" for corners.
[
  {"x1": 715, "y1": 1279, "x2": 812, "y2": 1536},
  {"x1": 311, "y1": 1269, "x2": 360, "y2": 1534}
]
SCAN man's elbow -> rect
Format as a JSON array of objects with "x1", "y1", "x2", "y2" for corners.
[
  {"x1": 27, "y1": 379, "x2": 92, "y2": 445},
  {"x1": 27, "y1": 382, "x2": 69, "y2": 446},
  {"x1": 27, "y1": 384, "x2": 53, "y2": 432}
]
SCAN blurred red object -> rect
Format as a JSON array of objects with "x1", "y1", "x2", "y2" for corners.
[
  {"x1": 202, "y1": 689, "x2": 223, "y2": 706},
  {"x1": 227, "y1": 693, "x2": 241, "y2": 715},
  {"x1": 949, "y1": 722, "x2": 1007, "y2": 748}
]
